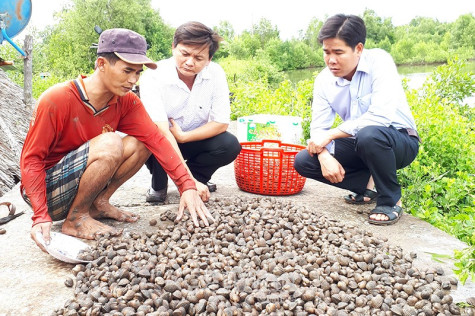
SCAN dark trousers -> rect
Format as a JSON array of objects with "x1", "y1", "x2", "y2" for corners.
[
  {"x1": 146, "y1": 131, "x2": 242, "y2": 190},
  {"x1": 294, "y1": 126, "x2": 419, "y2": 206}
]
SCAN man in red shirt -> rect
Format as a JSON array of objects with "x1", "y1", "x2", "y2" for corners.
[{"x1": 20, "y1": 28, "x2": 213, "y2": 252}]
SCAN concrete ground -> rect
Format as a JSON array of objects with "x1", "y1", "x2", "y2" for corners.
[{"x1": 0, "y1": 122, "x2": 473, "y2": 315}]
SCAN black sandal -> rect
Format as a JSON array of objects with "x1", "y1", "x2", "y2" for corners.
[
  {"x1": 0, "y1": 202, "x2": 24, "y2": 225},
  {"x1": 344, "y1": 189, "x2": 378, "y2": 205},
  {"x1": 368, "y1": 205, "x2": 403, "y2": 226}
]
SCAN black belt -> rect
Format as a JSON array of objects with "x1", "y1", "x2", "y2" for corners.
[{"x1": 398, "y1": 128, "x2": 421, "y2": 142}]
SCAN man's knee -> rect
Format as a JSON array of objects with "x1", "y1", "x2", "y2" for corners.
[
  {"x1": 215, "y1": 133, "x2": 242, "y2": 161},
  {"x1": 90, "y1": 133, "x2": 124, "y2": 163},
  {"x1": 294, "y1": 150, "x2": 313, "y2": 176},
  {"x1": 225, "y1": 134, "x2": 242, "y2": 160},
  {"x1": 123, "y1": 135, "x2": 150, "y2": 159}
]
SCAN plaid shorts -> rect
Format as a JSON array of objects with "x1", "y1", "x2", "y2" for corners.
[{"x1": 22, "y1": 142, "x2": 89, "y2": 221}]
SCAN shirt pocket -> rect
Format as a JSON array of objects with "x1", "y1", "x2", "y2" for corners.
[
  {"x1": 357, "y1": 93, "x2": 372, "y2": 114},
  {"x1": 194, "y1": 95, "x2": 213, "y2": 121}
]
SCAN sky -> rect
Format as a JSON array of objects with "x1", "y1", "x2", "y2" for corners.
[{"x1": 23, "y1": 0, "x2": 474, "y2": 40}]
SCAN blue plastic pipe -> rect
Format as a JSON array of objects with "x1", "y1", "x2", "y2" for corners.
[{"x1": 1, "y1": 28, "x2": 26, "y2": 56}]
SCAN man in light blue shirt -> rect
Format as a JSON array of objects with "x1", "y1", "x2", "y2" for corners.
[{"x1": 294, "y1": 14, "x2": 420, "y2": 225}]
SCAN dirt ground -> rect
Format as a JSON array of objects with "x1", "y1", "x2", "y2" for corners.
[{"x1": 0, "y1": 122, "x2": 473, "y2": 315}]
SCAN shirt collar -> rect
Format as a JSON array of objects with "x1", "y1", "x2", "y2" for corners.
[
  {"x1": 335, "y1": 76, "x2": 350, "y2": 86},
  {"x1": 164, "y1": 57, "x2": 211, "y2": 86},
  {"x1": 75, "y1": 75, "x2": 118, "y2": 116},
  {"x1": 355, "y1": 49, "x2": 370, "y2": 74},
  {"x1": 333, "y1": 49, "x2": 369, "y2": 86}
]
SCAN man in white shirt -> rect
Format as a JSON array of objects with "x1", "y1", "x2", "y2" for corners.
[
  {"x1": 140, "y1": 21, "x2": 241, "y2": 203},
  {"x1": 294, "y1": 14, "x2": 420, "y2": 225}
]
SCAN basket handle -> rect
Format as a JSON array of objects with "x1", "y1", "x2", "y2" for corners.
[
  {"x1": 259, "y1": 143, "x2": 284, "y2": 194},
  {"x1": 260, "y1": 139, "x2": 283, "y2": 158},
  {"x1": 261, "y1": 139, "x2": 282, "y2": 147},
  {"x1": 260, "y1": 146, "x2": 284, "y2": 158}
]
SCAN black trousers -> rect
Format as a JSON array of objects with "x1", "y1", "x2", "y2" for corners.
[
  {"x1": 294, "y1": 125, "x2": 419, "y2": 207},
  {"x1": 146, "y1": 131, "x2": 242, "y2": 190}
]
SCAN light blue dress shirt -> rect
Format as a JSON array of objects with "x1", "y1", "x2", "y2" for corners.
[{"x1": 310, "y1": 48, "x2": 417, "y2": 150}]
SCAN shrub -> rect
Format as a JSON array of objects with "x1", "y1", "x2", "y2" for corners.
[
  {"x1": 226, "y1": 76, "x2": 314, "y2": 140},
  {"x1": 399, "y1": 58, "x2": 474, "y2": 283},
  {"x1": 220, "y1": 57, "x2": 286, "y2": 87}
]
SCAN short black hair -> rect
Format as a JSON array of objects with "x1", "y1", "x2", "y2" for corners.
[
  {"x1": 173, "y1": 21, "x2": 223, "y2": 59},
  {"x1": 318, "y1": 14, "x2": 366, "y2": 49},
  {"x1": 97, "y1": 52, "x2": 120, "y2": 65}
]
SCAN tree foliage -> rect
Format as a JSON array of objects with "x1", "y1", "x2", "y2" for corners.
[
  {"x1": 212, "y1": 21, "x2": 235, "y2": 59},
  {"x1": 251, "y1": 18, "x2": 280, "y2": 48},
  {"x1": 2, "y1": 6, "x2": 474, "y2": 98},
  {"x1": 450, "y1": 14, "x2": 475, "y2": 49},
  {"x1": 303, "y1": 17, "x2": 324, "y2": 51},
  {"x1": 363, "y1": 9, "x2": 395, "y2": 45},
  {"x1": 7, "y1": 5, "x2": 470, "y2": 91},
  {"x1": 222, "y1": 17, "x2": 323, "y2": 71},
  {"x1": 41, "y1": 0, "x2": 173, "y2": 78}
]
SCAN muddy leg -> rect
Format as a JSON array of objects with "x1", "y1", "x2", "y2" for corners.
[
  {"x1": 61, "y1": 133, "x2": 125, "y2": 239},
  {"x1": 90, "y1": 135, "x2": 150, "y2": 222}
]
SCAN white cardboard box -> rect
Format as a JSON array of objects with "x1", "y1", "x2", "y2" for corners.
[{"x1": 236, "y1": 114, "x2": 303, "y2": 145}]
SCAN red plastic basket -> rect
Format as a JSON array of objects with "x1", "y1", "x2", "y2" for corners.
[{"x1": 234, "y1": 139, "x2": 307, "y2": 195}]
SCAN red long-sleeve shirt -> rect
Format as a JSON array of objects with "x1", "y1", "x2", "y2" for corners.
[{"x1": 20, "y1": 76, "x2": 195, "y2": 226}]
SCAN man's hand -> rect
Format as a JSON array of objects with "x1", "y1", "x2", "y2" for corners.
[
  {"x1": 308, "y1": 129, "x2": 352, "y2": 156},
  {"x1": 169, "y1": 119, "x2": 186, "y2": 143},
  {"x1": 307, "y1": 133, "x2": 332, "y2": 156},
  {"x1": 195, "y1": 181, "x2": 210, "y2": 202},
  {"x1": 318, "y1": 151, "x2": 345, "y2": 183},
  {"x1": 31, "y1": 222, "x2": 52, "y2": 253},
  {"x1": 177, "y1": 189, "x2": 214, "y2": 227}
]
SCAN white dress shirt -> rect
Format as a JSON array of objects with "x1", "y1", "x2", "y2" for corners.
[
  {"x1": 140, "y1": 57, "x2": 231, "y2": 132},
  {"x1": 310, "y1": 48, "x2": 417, "y2": 142}
]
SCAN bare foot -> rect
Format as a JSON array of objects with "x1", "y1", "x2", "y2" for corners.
[
  {"x1": 369, "y1": 213, "x2": 389, "y2": 221},
  {"x1": 62, "y1": 215, "x2": 122, "y2": 240},
  {"x1": 350, "y1": 195, "x2": 372, "y2": 203},
  {"x1": 91, "y1": 200, "x2": 139, "y2": 222},
  {"x1": 369, "y1": 203, "x2": 403, "y2": 222}
]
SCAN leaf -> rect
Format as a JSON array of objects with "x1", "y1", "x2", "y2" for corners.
[{"x1": 424, "y1": 251, "x2": 452, "y2": 263}]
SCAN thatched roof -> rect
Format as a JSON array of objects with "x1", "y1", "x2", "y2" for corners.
[{"x1": 0, "y1": 69, "x2": 31, "y2": 197}]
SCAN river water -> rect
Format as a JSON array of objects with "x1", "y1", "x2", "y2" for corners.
[
  {"x1": 286, "y1": 67, "x2": 434, "y2": 89},
  {"x1": 286, "y1": 61, "x2": 475, "y2": 106},
  {"x1": 287, "y1": 61, "x2": 475, "y2": 87}
]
